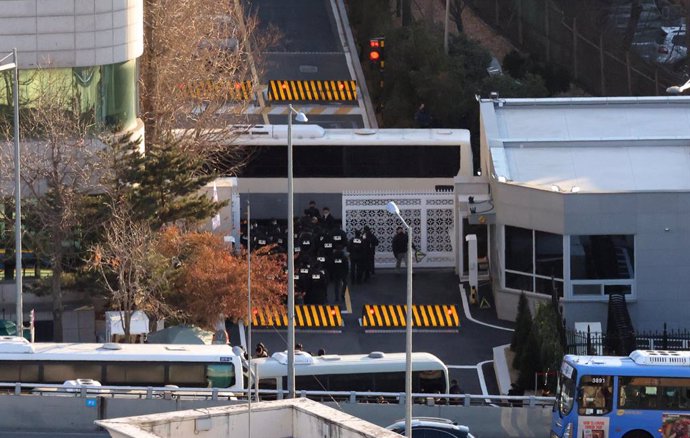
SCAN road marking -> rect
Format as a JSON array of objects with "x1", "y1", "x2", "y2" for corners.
[{"x1": 459, "y1": 284, "x2": 514, "y2": 332}]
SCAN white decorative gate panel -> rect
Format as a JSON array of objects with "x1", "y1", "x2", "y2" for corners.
[{"x1": 342, "y1": 191, "x2": 455, "y2": 268}]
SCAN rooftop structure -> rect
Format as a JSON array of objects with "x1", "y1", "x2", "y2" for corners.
[
  {"x1": 484, "y1": 96, "x2": 690, "y2": 193},
  {"x1": 96, "y1": 398, "x2": 400, "y2": 438}
]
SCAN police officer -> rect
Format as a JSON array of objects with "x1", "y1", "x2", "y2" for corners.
[
  {"x1": 309, "y1": 260, "x2": 328, "y2": 305},
  {"x1": 348, "y1": 230, "x2": 366, "y2": 284},
  {"x1": 362, "y1": 226, "x2": 379, "y2": 277},
  {"x1": 330, "y1": 246, "x2": 349, "y2": 302}
]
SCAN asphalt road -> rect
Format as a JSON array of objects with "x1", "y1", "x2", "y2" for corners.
[
  {"x1": 238, "y1": 269, "x2": 514, "y2": 395},
  {"x1": 244, "y1": 0, "x2": 367, "y2": 128}
]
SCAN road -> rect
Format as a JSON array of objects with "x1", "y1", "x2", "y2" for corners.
[
  {"x1": 243, "y1": 0, "x2": 368, "y2": 128},
  {"x1": 237, "y1": 269, "x2": 514, "y2": 395}
]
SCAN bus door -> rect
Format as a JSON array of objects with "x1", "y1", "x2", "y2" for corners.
[{"x1": 575, "y1": 375, "x2": 613, "y2": 438}]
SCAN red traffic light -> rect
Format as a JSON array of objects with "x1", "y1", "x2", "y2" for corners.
[
  {"x1": 368, "y1": 50, "x2": 381, "y2": 62},
  {"x1": 369, "y1": 39, "x2": 380, "y2": 48}
]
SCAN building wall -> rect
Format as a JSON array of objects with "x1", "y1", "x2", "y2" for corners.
[
  {"x1": 0, "y1": 0, "x2": 144, "y2": 68},
  {"x1": 490, "y1": 182, "x2": 690, "y2": 332}
]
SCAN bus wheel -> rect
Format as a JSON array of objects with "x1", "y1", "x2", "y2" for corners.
[{"x1": 622, "y1": 430, "x2": 653, "y2": 438}]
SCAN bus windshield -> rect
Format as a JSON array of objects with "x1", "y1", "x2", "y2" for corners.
[{"x1": 558, "y1": 369, "x2": 576, "y2": 417}]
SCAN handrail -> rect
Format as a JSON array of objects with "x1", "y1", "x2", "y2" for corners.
[{"x1": 0, "y1": 382, "x2": 556, "y2": 407}]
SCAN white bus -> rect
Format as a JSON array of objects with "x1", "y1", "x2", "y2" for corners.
[
  {"x1": 0, "y1": 336, "x2": 243, "y2": 391},
  {"x1": 226, "y1": 125, "x2": 473, "y2": 194},
  {"x1": 253, "y1": 350, "x2": 449, "y2": 399}
]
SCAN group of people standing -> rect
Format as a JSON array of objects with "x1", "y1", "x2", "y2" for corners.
[{"x1": 240, "y1": 201, "x2": 380, "y2": 305}]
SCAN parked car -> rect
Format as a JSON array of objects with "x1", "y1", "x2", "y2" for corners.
[
  {"x1": 657, "y1": 25, "x2": 686, "y2": 65},
  {"x1": 386, "y1": 417, "x2": 475, "y2": 437}
]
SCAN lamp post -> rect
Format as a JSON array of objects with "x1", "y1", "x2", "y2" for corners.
[
  {"x1": 287, "y1": 104, "x2": 307, "y2": 399},
  {"x1": 386, "y1": 201, "x2": 413, "y2": 437},
  {"x1": 0, "y1": 49, "x2": 22, "y2": 335}
]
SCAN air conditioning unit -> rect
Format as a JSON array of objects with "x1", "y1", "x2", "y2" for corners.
[{"x1": 629, "y1": 350, "x2": 690, "y2": 366}]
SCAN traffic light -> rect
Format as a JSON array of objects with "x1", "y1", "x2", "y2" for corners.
[{"x1": 368, "y1": 37, "x2": 385, "y2": 71}]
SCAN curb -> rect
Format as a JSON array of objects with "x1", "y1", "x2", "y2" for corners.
[{"x1": 492, "y1": 343, "x2": 512, "y2": 396}]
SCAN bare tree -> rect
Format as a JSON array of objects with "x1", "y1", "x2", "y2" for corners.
[
  {"x1": 141, "y1": 0, "x2": 274, "y2": 164},
  {"x1": 0, "y1": 72, "x2": 102, "y2": 341},
  {"x1": 89, "y1": 202, "x2": 174, "y2": 341}
]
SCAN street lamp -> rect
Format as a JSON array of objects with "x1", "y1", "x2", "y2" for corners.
[
  {"x1": 666, "y1": 79, "x2": 690, "y2": 94},
  {"x1": 287, "y1": 104, "x2": 307, "y2": 399},
  {"x1": 386, "y1": 201, "x2": 413, "y2": 438},
  {"x1": 0, "y1": 49, "x2": 22, "y2": 336}
]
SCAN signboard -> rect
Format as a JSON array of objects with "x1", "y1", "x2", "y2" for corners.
[
  {"x1": 661, "y1": 413, "x2": 690, "y2": 438},
  {"x1": 578, "y1": 416, "x2": 609, "y2": 438},
  {"x1": 85, "y1": 399, "x2": 97, "y2": 408}
]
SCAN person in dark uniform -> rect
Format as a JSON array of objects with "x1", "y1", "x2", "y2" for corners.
[
  {"x1": 321, "y1": 207, "x2": 336, "y2": 230},
  {"x1": 309, "y1": 261, "x2": 328, "y2": 305},
  {"x1": 348, "y1": 230, "x2": 366, "y2": 284},
  {"x1": 392, "y1": 226, "x2": 412, "y2": 271},
  {"x1": 362, "y1": 226, "x2": 379, "y2": 277},
  {"x1": 330, "y1": 246, "x2": 349, "y2": 302},
  {"x1": 304, "y1": 200, "x2": 320, "y2": 219}
]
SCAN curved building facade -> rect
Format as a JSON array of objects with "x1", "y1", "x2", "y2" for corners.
[{"x1": 0, "y1": 0, "x2": 143, "y2": 132}]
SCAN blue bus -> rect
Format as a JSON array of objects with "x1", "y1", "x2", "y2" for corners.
[{"x1": 552, "y1": 350, "x2": 690, "y2": 438}]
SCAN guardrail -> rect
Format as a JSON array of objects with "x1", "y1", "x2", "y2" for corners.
[{"x1": 0, "y1": 382, "x2": 555, "y2": 408}]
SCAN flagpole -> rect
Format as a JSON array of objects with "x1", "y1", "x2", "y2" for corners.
[{"x1": 246, "y1": 200, "x2": 252, "y2": 438}]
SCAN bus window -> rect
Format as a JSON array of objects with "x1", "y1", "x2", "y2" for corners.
[
  {"x1": 419, "y1": 370, "x2": 446, "y2": 393},
  {"x1": 42, "y1": 362, "x2": 102, "y2": 383},
  {"x1": 329, "y1": 373, "x2": 373, "y2": 392},
  {"x1": 373, "y1": 372, "x2": 406, "y2": 392},
  {"x1": 0, "y1": 362, "x2": 39, "y2": 383},
  {"x1": 558, "y1": 371, "x2": 576, "y2": 416},
  {"x1": 578, "y1": 376, "x2": 612, "y2": 416},
  {"x1": 106, "y1": 363, "x2": 165, "y2": 386},
  {"x1": 206, "y1": 364, "x2": 235, "y2": 388},
  {"x1": 258, "y1": 378, "x2": 278, "y2": 400},
  {"x1": 168, "y1": 364, "x2": 207, "y2": 387}
]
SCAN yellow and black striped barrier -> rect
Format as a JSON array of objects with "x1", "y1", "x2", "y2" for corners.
[
  {"x1": 251, "y1": 304, "x2": 343, "y2": 330},
  {"x1": 361, "y1": 304, "x2": 460, "y2": 331},
  {"x1": 268, "y1": 80, "x2": 357, "y2": 102},
  {"x1": 177, "y1": 80, "x2": 253, "y2": 101}
]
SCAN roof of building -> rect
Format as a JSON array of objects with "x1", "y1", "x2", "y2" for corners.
[{"x1": 481, "y1": 96, "x2": 690, "y2": 193}]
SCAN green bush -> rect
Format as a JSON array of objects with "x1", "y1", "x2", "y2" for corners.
[{"x1": 511, "y1": 292, "x2": 532, "y2": 367}]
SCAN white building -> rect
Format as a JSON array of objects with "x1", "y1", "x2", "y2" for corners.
[
  {"x1": 96, "y1": 398, "x2": 400, "y2": 438},
  {"x1": 476, "y1": 95, "x2": 690, "y2": 332}
]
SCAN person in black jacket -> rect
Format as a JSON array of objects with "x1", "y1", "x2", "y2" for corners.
[
  {"x1": 392, "y1": 226, "x2": 411, "y2": 271},
  {"x1": 304, "y1": 200, "x2": 320, "y2": 219},
  {"x1": 330, "y1": 247, "x2": 349, "y2": 302},
  {"x1": 362, "y1": 226, "x2": 379, "y2": 277},
  {"x1": 348, "y1": 230, "x2": 366, "y2": 284}
]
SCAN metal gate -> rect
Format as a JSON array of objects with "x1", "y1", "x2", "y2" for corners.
[{"x1": 342, "y1": 191, "x2": 455, "y2": 268}]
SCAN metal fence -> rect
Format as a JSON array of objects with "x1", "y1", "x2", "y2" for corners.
[
  {"x1": 565, "y1": 325, "x2": 690, "y2": 355},
  {"x1": 0, "y1": 382, "x2": 555, "y2": 408},
  {"x1": 466, "y1": 0, "x2": 683, "y2": 96}
]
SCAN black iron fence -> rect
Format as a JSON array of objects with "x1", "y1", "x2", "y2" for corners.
[{"x1": 566, "y1": 324, "x2": 690, "y2": 355}]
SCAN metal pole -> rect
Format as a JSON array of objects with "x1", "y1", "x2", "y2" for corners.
[
  {"x1": 12, "y1": 48, "x2": 23, "y2": 336},
  {"x1": 246, "y1": 201, "x2": 251, "y2": 437},
  {"x1": 404, "y1": 219, "x2": 413, "y2": 437},
  {"x1": 287, "y1": 106, "x2": 295, "y2": 399},
  {"x1": 444, "y1": 0, "x2": 450, "y2": 55}
]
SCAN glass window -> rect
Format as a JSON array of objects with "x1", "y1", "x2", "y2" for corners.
[
  {"x1": 619, "y1": 377, "x2": 690, "y2": 411},
  {"x1": 206, "y1": 363, "x2": 235, "y2": 388},
  {"x1": 0, "y1": 361, "x2": 37, "y2": 382},
  {"x1": 295, "y1": 374, "x2": 328, "y2": 391},
  {"x1": 571, "y1": 235, "x2": 634, "y2": 280},
  {"x1": 105, "y1": 363, "x2": 165, "y2": 386},
  {"x1": 329, "y1": 373, "x2": 373, "y2": 392},
  {"x1": 419, "y1": 370, "x2": 446, "y2": 393},
  {"x1": 578, "y1": 375, "x2": 613, "y2": 415},
  {"x1": 506, "y1": 272, "x2": 533, "y2": 292},
  {"x1": 535, "y1": 231, "x2": 563, "y2": 278},
  {"x1": 374, "y1": 372, "x2": 406, "y2": 392},
  {"x1": 42, "y1": 362, "x2": 102, "y2": 383},
  {"x1": 100, "y1": 60, "x2": 137, "y2": 130},
  {"x1": 168, "y1": 364, "x2": 207, "y2": 387},
  {"x1": 505, "y1": 226, "x2": 533, "y2": 273},
  {"x1": 558, "y1": 369, "x2": 577, "y2": 416},
  {"x1": 536, "y1": 277, "x2": 563, "y2": 297}
]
